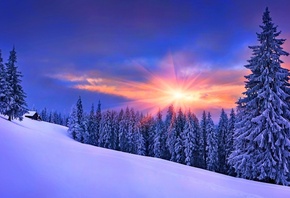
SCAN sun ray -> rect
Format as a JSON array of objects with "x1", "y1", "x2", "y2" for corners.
[{"x1": 53, "y1": 53, "x2": 246, "y2": 116}]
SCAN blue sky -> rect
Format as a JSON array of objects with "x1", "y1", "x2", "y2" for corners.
[{"x1": 1, "y1": 0, "x2": 290, "y2": 119}]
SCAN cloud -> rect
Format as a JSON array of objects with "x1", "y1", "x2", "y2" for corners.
[{"x1": 49, "y1": 52, "x2": 248, "y2": 115}]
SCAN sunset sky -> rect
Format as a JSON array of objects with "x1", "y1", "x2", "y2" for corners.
[{"x1": 1, "y1": 0, "x2": 290, "y2": 120}]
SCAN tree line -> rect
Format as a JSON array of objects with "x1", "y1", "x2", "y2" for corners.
[{"x1": 68, "y1": 96, "x2": 236, "y2": 175}]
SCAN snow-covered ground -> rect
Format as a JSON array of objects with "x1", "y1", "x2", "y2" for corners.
[{"x1": 0, "y1": 115, "x2": 290, "y2": 198}]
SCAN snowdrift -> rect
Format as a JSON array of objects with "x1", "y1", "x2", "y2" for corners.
[{"x1": 0, "y1": 115, "x2": 290, "y2": 198}]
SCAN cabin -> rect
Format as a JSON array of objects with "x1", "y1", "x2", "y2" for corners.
[{"x1": 25, "y1": 111, "x2": 41, "y2": 121}]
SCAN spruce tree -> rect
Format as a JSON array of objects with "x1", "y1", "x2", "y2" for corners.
[
  {"x1": 111, "y1": 110, "x2": 119, "y2": 150},
  {"x1": 67, "y1": 106, "x2": 78, "y2": 140},
  {"x1": 67, "y1": 97, "x2": 86, "y2": 143},
  {"x1": 0, "y1": 50, "x2": 7, "y2": 114},
  {"x1": 168, "y1": 112, "x2": 177, "y2": 162},
  {"x1": 182, "y1": 111, "x2": 197, "y2": 166},
  {"x1": 226, "y1": 108, "x2": 235, "y2": 175},
  {"x1": 86, "y1": 103, "x2": 97, "y2": 145},
  {"x1": 140, "y1": 114, "x2": 155, "y2": 156},
  {"x1": 153, "y1": 110, "x2": 164, "y2": 158},
  {"x1": 99, "y1": 110, "x2": 114, "y2": 149},
  {"x1": 118, "y1": 108, "x2": 128, "y2": 152},
  {"x1": 40, "y1": 108, "x2": 48, "y2": 122},
  {"x1": 164, "y1": 105, "x2": 174, "y2": 160},
  {"x1": 115, "y1": 108, "x2": 124, "y2": 151},
  {"x1": 206, "y1": 112, "x2": 218, "y2": 172},
  {"x1": 229, "y1": 8, "x2": 290, "y2": 185},
  {"x1": 200, "y1": 111, "x2": 207, "y2": 168},
  {"x1": 94, "y1": 100, "x2": 102, "y2": 146},
  {"x1": 217, "y1": 109, "x2": 228, "y2": 174},
  {"x1": 4, "y1": 47, "x2": 27, "y2": 121},
  {"x1": 133, "y1": 112, "x2": 146, "y2": 156},
  {"x1": 175, "y1": 108, "x2": 186, "y2": 164}
]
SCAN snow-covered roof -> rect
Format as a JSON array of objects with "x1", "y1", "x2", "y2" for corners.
[{"x1": 24, "y1": 111, "x2": 37, "y2": 117}]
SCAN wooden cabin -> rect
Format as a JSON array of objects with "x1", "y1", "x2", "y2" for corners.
[{"x1": 25, "y1": 111, "x2": 41, "y2": 121}]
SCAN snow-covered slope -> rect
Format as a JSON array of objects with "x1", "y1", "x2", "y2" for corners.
[{"x1": 1, "y1": 115, "x2": 290, "y2": 198}]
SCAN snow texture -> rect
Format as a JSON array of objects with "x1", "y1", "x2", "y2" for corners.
[{"x1": 1, "y1": 114, "x2": 290, "y2": 197}]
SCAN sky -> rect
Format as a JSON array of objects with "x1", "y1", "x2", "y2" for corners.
[{"x1": 1, "y1": 0, "x2": 290, "y2": 121}]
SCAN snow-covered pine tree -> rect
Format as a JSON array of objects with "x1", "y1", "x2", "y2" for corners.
[
  {"x1": 85, "y1": 103, "x2": 97, "y2": 145},
  {"x1": 67, "y1": 106, "x2": 79, "y2": 140},
  {"x1": 140, "y1": 114, "x2": 155, "y2": 156},
  {"x1": 206, "y1": 112, "x2": 218, "y2": 172},
  {"x1": 75, "y1": 96, "x2": 86, "y2": 142},
  {"x1": 110, "y1": 110, "x2": 119, "y2": 150},
  {"x1": 226, "y1": 108, "x2": 235, "y2": 175},
  {"x1": 40, "y1": 108, "x2": 48, "y2": 122},
  {"x1": 153, "y1": 109, "x2": 164, "y2": 158},
  {"x1": 217, "y1": 109, "x2": 228, "y2": 174},
  {"x1": 182, "y1": 110, "x2": 197, "y2": 166},
  {"x1": 191, "y1": 113, "x2": 202, "y2": 168},
  {"x1": 200, "y1": 111, "x2": 207, "y2": 168},
  {"x1": 168, "y1": 112, "x2": 177, "y2": 162},
  {"x1": 0, "y1": 50, "x2": 7, "y2": 115},
  {"x1": 164, "y1": 105, "x2": 174, "y2": 160},
  {"x1": 118, "y1": 108, "x2": 128, "y2": 152},
  {"x1": 115, "y1": 108, "x2": 124, "y2": 151},
  {"x1": 125, "y1": 108, "x2": 136, "y2": 154},
  {"x1": 94, "y1": 100, "x2": 102, "y2": 146},
  {"x1": 4, "y1": 47, "x2": 27, "y2": 121},
  {"x1": 133, "y1": 111, "x2": 146, "y2": 156},
  {"x1": 174, "y1": 136, "x2": 183, "y2": 164},
  {"x1": 99, "y1": 110, "x2": 114, "y2": 149},
  {"x1": 119, "y1": 107, "x2": 135, "y2": 153},
  {"x1": 229, "y1": 8, "x2": 290, "y2": 185},
  {"x1": 174, "y1": 108, "x2": 186, "y2": 164}
]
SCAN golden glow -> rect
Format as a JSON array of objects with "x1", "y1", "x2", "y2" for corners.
[{"x1": 52, "y1": 53, "x2": 248, "y2": 114}]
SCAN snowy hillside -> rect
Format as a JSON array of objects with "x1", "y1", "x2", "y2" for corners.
[{"x1": 0, "y1": 115, "x2": 290, "y2": 198}]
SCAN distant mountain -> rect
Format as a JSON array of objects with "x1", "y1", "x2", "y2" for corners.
[{"x1": 0, "y1": 115, "x2": 289, "y2": 198}]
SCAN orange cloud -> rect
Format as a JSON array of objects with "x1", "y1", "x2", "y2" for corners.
[{"x1": 50, "y1": 53, "x2": 251, "y2": 115}]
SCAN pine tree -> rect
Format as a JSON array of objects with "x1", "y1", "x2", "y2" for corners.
[
  {"x1": 200, "y1": 111, "x2": 207, "y2": 168},
  {"x1": 229, "y1": 8, "x2": 290, "y2": 185},
  {"x1": 153, "y1": 110, "x2": 164, "y2": 158},
  {"x1": 164, "y1": 105, "x2": 174, "y2": 160},
  {"x1": 217, "y1": 109, "x2": 228, "y2": 174},
  {"x1": 174, "y1": 108, "x2": 186, "y2": 164},
  {"x1": 167, "y1": 112, "x2": 178, "y2": 162},
  {"x1": 206, "y1": 112, "x2": 218, "y2": 172},
  {"x1": 99, "y1": 110, "x2": 114, "y2": 149},
  {"x1": 226, "y1": 108, "x2": 235, "y2": 175},
  {"x1": 67, "y1": 97, "x2": 86, "y2": 143},
  {"x1": 133, "y1": 112, "x2": 146, "y2": 156},
  {"x1": 40, "y1": 108, "x2": 48, "y2": 122},
  {"x1": 75, "y1": 96, "x2": 86, "y2": 142},
  {"x1": 140, "y1": 114, "x2": 155, "y2": 156},
  {"x1": 115, "y1": 108, "x2": 124, "y2": 151},
  {"x1": 182, "y1": 111, "x2": 197, "y2": 166},
  {"x1": 0, "y1": 50, "x2": 7, "y2": 114},
  {"x1": 67, "y1": 106, "x2": 78, "y2": 140},
  {"x1": 94, "y1": 100, "x2": 102, "y2": 146},
  {"x1": 118, "y1": 108, "x2": 128, "y2": 152},
  {"x1": 4, "y1": 47, "x2": 27, "y2": 121},
  {"x1": 110, "y1": 110, "x2": 119, "y2": 150},
  {"x1": 85, "y1": 104, "x2": 97, "y2": 145}
]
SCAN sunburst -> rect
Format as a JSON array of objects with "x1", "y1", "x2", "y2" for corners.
[{"x1": 55, "y1": 53, "x2": 244, "y2": 116}]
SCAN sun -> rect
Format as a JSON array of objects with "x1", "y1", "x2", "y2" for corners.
[{"x1": 69, "y1": 52, "x2": 243, "y2": 114}]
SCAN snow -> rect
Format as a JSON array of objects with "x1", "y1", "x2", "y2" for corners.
[{"x1": 0, "y1": 115, "x2": 290, "y2": 198}]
